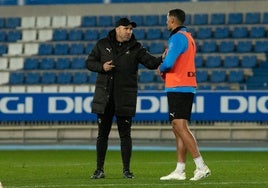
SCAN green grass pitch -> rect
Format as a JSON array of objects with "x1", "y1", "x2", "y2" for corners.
[{"x1": 0, "y1": 150, "x2": 267, "y2": 188}]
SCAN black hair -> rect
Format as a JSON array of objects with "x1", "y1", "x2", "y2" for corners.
[{"x1": 168, "y1": 9, "x2": 186, "y2": 24}]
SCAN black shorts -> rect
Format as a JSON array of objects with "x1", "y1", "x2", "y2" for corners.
[{"x1": 167, "y1": 92, "x2": 194, "y2": 122}]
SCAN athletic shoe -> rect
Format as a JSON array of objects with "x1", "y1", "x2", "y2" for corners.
[
  {"x1": 190, "y1": 165, "x2": 211, "y2": 181},
  {"x1": 91, "y1": 169, "x2": 105, "y2": 179},
  {"x1": 123, "y1": 170, "x2": 134, "y2": 179},
  {"x1": 160, "y1": 171, "x2": 186, "y2": 180}
]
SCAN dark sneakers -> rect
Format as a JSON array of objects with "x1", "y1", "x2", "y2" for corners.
[
  {"x1": 91, "y1": 169, "x2": 105, "y2": 179},
  {"x1": 123, "y1": 170, "x2": 134, "y2": 179}
]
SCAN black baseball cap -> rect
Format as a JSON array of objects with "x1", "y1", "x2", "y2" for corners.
[{"x1": 115, "y1": 18, "x2": 137, "y2": 28}]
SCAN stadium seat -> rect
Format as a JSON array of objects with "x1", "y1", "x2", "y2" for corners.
[
  {"x1": 53, "y1": 29, "x2": 67, "y2": 41},
  {"x1": 0, "y1": 57, "x2": 8, "y2": 70},
  {"x1": 231, "y1": 27, "x2": 248, "y2": 38},
  {"x1": 144, "y1": 15, "x2": 159, "y2": 26},
  {"x1": 83, "y1": 29, "x2": 99, "y2": 41},
  {"x1": 223, "y1": 56, "x2": 239, "y2": 68},
  {"x1": 66, "y1": 15, "x2": 81, "y2": 27},
  {"x1": 195, "y1": 56, "x2": 204, "y2": 67},
  {"x1": 85, "y1": 43, "x2": 94, "y2": 54},
  {"x1": 38, "y1": 43, "x2": 53, "y2": 55},
  {"x1": 133, "y1": 29, "x2": 146, "y2": 40},
  {"x1": 9, "y1": 72, "x2": 24, "y2": 84},
  {"x1": 148, "y1": 42, "x2": 164, "y2": 54},
  {"x1": 54, "y1": 43, "x2": 69, "y2": 55},
  {"x1": 205, "y1": 56, "x2": 221, "y2": 68},
  {"x1": 130, "y1": 15, "x2": 144, "y2": 26},
  {"x1": 213, "y1": 27, "x2": 229, "y2": 38},
  {"x1": 8, "y1": 57, "x2": 24, "y2": 70},
  {"x1": 8, "y1": 43, "x2": 23, "y2": 55},
  {"x1": 146, "y1": 28, "x2": 162, "y2": 40},
  {"x1": 6, "y1": 17, "x2": 21, "y2": 28},
  {"x1": 25, "y1": 72, "x2": 40, "y2": 84},
  {"x1": 89, "y1": 72, "x2": 97, "y2": 84},
  {"x1": 241, "y1": 55, "x2": 257, "y2": 68},
  {"x1": 196, "y1": 27, "x2": 212, "y2": 39},
  {"x1": 245, "y1": 12, "x2": 260, "y2": 24},
  {"x1": 263, "y1": 12, "x2": 268, "y2": 24},
  {"x1": 249, "y1": 26, "x2": 265, "y2": 38},
  {"x1": 0, "y1": 18, "x2": 5, "y2": 28},
  {"x1": 68, "y1": 29, "x2": 83, "y2": 41},
  {"x1": 210, "y1": 70, "x2": 226, "y2": 82},
  {"x1": 0, "y1": 44, "x2": 7, "y2": 55},
  {"x1": 57, "y1": 72, "x2": 72, "y2": 84},
  {"x1": 201, "y1": 41, "x2": 217, "y2": 53},
  {"x1": 159, "y1": 15, "x2": 167, "y2": 26},
  {"x1": 254, "y1": 41, "x2": 268, "y2": 52},
  {"x1": 214, "y1": 85, "x2": 231, "y2": 90},
  {"x1": 24, "y1": 58, "x2": 39, "y2": 70},
  {"x1": 26, "y1": 85, "x2": 42, "y2": 93},
  {"x1": 55, "y1": 58, "x2": 70, "y2": 69},
  {"x1": 0, "y1": 30, "x2": 6, "y2": 42},
  {"x1": 24, "y1": 43, "x2": 39, "y2": 55},
  {"x1": 228, "y1": 70, "x2": 244, "y2": 83},
  {"x1": 196, "y1": 71, "x2": 208, "y2": 83},
  {"x1": 37, "y1": 29, "x2": 53, "y2": 41},
  {"x1": 210, "y1": 13, "x2": 225, "y2": 25},
  {"x1": 184, "y1": 14, "x2": 191, "y2": 25},
  {"x1": 98, "y1": 16, "x2": 113, "y2": 27},
  {"x1": 21, "y1": 16, "x2": 36, "y2": 28},
  {"x1": 139, "y1": 71, "x2": 155, "y2": 83},
  {"x1": 143, "y1": 84, "x2": 159, "y2": 90},
  {"x1": 162, "y1": 29, "x2": 170, "y2": 39},
  {"x1": 236, "y1": 41, "x2": 252, "y2": 53},
  {"x1": 22, "y1": 29, "x2": 37, "y2": 41},
  {"x1": 218, "y1": 41, "x2": 235, "y2": 53},
  {"x1": 41, "y1": 72, "x2": 56, "y2": 84},
  {"x1": 73, "y1": 72, "x2": 89, "y2": 84},
  {"x1": 81, "y1": 16, "x2": 97, "y2": 27},
  {"x1": 69, "y1": 43, "x2": 84, "y2": 55},
  {"x1": 51, "y1": 16, "x2": 66, "y2": 28},
  {"x1": 197, "y1": 85, "x2": 212, "y2": 90},
  {"x1": 193, "y1": 13, "x2": 208, "y2": 25},
  {"x1": 0, "y1": 72, "x2": 9, "y2": 85},
  {"x1": 36, "y1": 16, "x2": 51, "y2": 28},
  {"x1": 227, "y1": 13, "x2": 243, "y2": 24},
  {"x1": 40, "y1": 58, "x2": 55, "y2": 69},
  {"x1": 6, "y1": 30, "x2": 21, "y2": 42},
  {"x1": 71, "y1": 57, "x2": 86, "y2": 69},
  {"x1": 99, "y1": 29, "x2": 109, "y2": 39}
]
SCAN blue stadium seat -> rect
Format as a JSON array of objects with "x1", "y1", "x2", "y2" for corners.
[
  {"x1": 89, "y1": 72, "x2": 97, "y2": 84},
  {"x1": 54, "y1": 43, "x2": 69, "y2": 55},
  {"x1": 162, "y1": 29, "x2": 170, "y2": 39},
  {"x1": 7, "y1": 30, "x2": 21, "y2": 42},
  {"x1": 198, "y1": 85, "x2": 212, "y2": 90},
  {"x1": 55, "y1": 58, "x2": 70, "y2": 69},
  {"x1": 71, "y1": 57, "x2": 85, "y2": 69},
  {"x1": 24, "y1": 58, "x2": 39, "y2": 70},
  {"x1": 83, "y1": 29, "x2": 99, "y2": 41},
  {"x1": 213, "y1": 27, "x2": 229, "y2": 38},
  {"x1": 6, "y1": 17, "x2": 21, "y2": 28},
  {"x1": 69, "y1": 43, "x2": 84, "y2": 55},
  {"x1": 254, "y1": 41, "x2": 268, "y2": 52},
  {"x1": 73, "y1": 72, "x2": 89, "y2": 84},
  {"x1": 81, "y1": 16, "x2": 97, "y2": 27},
  {"x1": 40, "y1": 58, "x2": 55, "y2": 69},
  {"x1": 232, "y1": 27, "x2": 248, "y2": 38},
  {"x1": 210, "y1": 13, "x2": 225, "y2": 25},
  {"x1": 245, "y1": 12, "x2": 260, "y2": 24},
  {"x1": 159, "y1": 15, "x2": 166, "y2": 26},
  {"x1": 249, "y1": 26, "x2": 265, "y2": 38},
  {"x1": 195, "y1": 56, "x2": 204, "y2": 67},
  {"x1": 228, "y1": 13, "x2": 243, "y2": 24},
  {"x1": 98, "y1": 16, "x2": 113, "y2": 27},
  {"x1": 0, "y1": 18, "x2": 5, "y2": 28},
  {"x1": 146, "y1": 28, "x2": 162, "y2": 40},
  {"x1": 57, "y1": 72, "x2": 72, "y2": 84},
  {"x1": 218, "y1": 41, "x2": 235, "y2": 53},
  {"x1": 9, "y1": 72, "x2": 24, "y2": 84},
  {"x1": 139, "y1": 71, "x2": 155, "y2": 83},
  {"x1": 193, "y1": 13, "x2": 208, "y2": 25},
  {"x1": 129, "y1": 15, "x2": 144, "y2": 26},
  {"x1": 25, "y1": 72, "x2": 40, "y2": 84},
  {"x1": 53, "y1": 29, "x2": 67, "y2": 41},
  {"x1": 223, "y1": 56, "x2": 239, "y2": 68},
  {"x1": 133, "y1": 29, "x2": 146, "y2": 40},
  {"x1": 68, "y1": 29, "x2": 83, "y2": 41},
  {"x1": 196, "y1": 27, "x2": 212, "y2": 39},
  {"x1": 201, "y1": 41, "x2": 217, "y2": 53},
  {"x1": 214, "y1": 85, "x2": 231, "y2": 90},
  {"x1": 210, "y1": 70, "x2": 226, "y2": 82},
  {"x1": 41, "y1": 72, "x2": 56, "y2": 84},
  {"x1": 85, "y1": 43, "x2": 94, "y2": 54},
  {"x1": 0, "y1": 31, "x2": 6, "y2": 42},
  {"x1": 263, "y1": 12, "x2": 268, "y2": 24},
  {"x1": 143, "y1": 84, "x2": 159, "y2": 90},
  {"x1": 99, "y1": 29, "x2": 109, "y2": 39},
  {"x1": 144, "y1": 15, "x2": 159, "y2": 26},
  {"x1": 196, "y1": 71, "x2": 208, "y2": 83},
  {"x1": 148, "y1": 42, "x2": 164, "y2": 54},
  {"x1": 236, "y1": 41, "x2": 252, "y2": 53},
  {"x1": 228, "y1": 70, "x2": 244, "y2": 83},
  {"x1": 241, "y1": 55, "x2": 257, "y2": 68},
  {"x1": 184, "y1": 14, "x2": 191, "y2": 25},
  {"x1": 38, "y1": 43, "x2": 53, "y2": 55},
  {"x1": 206, "y1": 56, "x2": 221, "y2": 68},
  {"x1": 0, "y1": 44, "x2": 7, "y2": 55}
]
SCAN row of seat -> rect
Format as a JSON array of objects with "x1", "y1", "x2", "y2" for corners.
[{"x1": 1, "y1": 12, "x2": 268, "y2": 29}]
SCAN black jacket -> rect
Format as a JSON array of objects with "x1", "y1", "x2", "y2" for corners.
[{"x1": 86, "y1": 29, "x2": 162, "y2": 116}]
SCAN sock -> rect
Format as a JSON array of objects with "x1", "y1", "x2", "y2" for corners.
[
  {"x1": 193, "y1": 156, "x2": 206, "y2": 169},
  {"x1": 175, "y1": 162, "x2": 185, "y2": 173}
]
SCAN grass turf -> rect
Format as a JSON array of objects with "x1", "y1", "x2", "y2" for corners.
[{"x1": 0, "y1": 150, "x2": 267, "y2": 188}]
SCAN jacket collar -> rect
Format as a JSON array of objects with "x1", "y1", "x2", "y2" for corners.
[{"x1": 169, "y1": 26, "x2": 187, "y2": 38}]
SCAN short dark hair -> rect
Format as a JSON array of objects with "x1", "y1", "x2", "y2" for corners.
[{"x1": 168, "y1": 9, "x2": 186, "y2": 24}]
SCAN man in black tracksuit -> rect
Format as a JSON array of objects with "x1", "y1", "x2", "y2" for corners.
[{"x1": 86, "y1": 18, "x2": 164, "y2": 179}]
